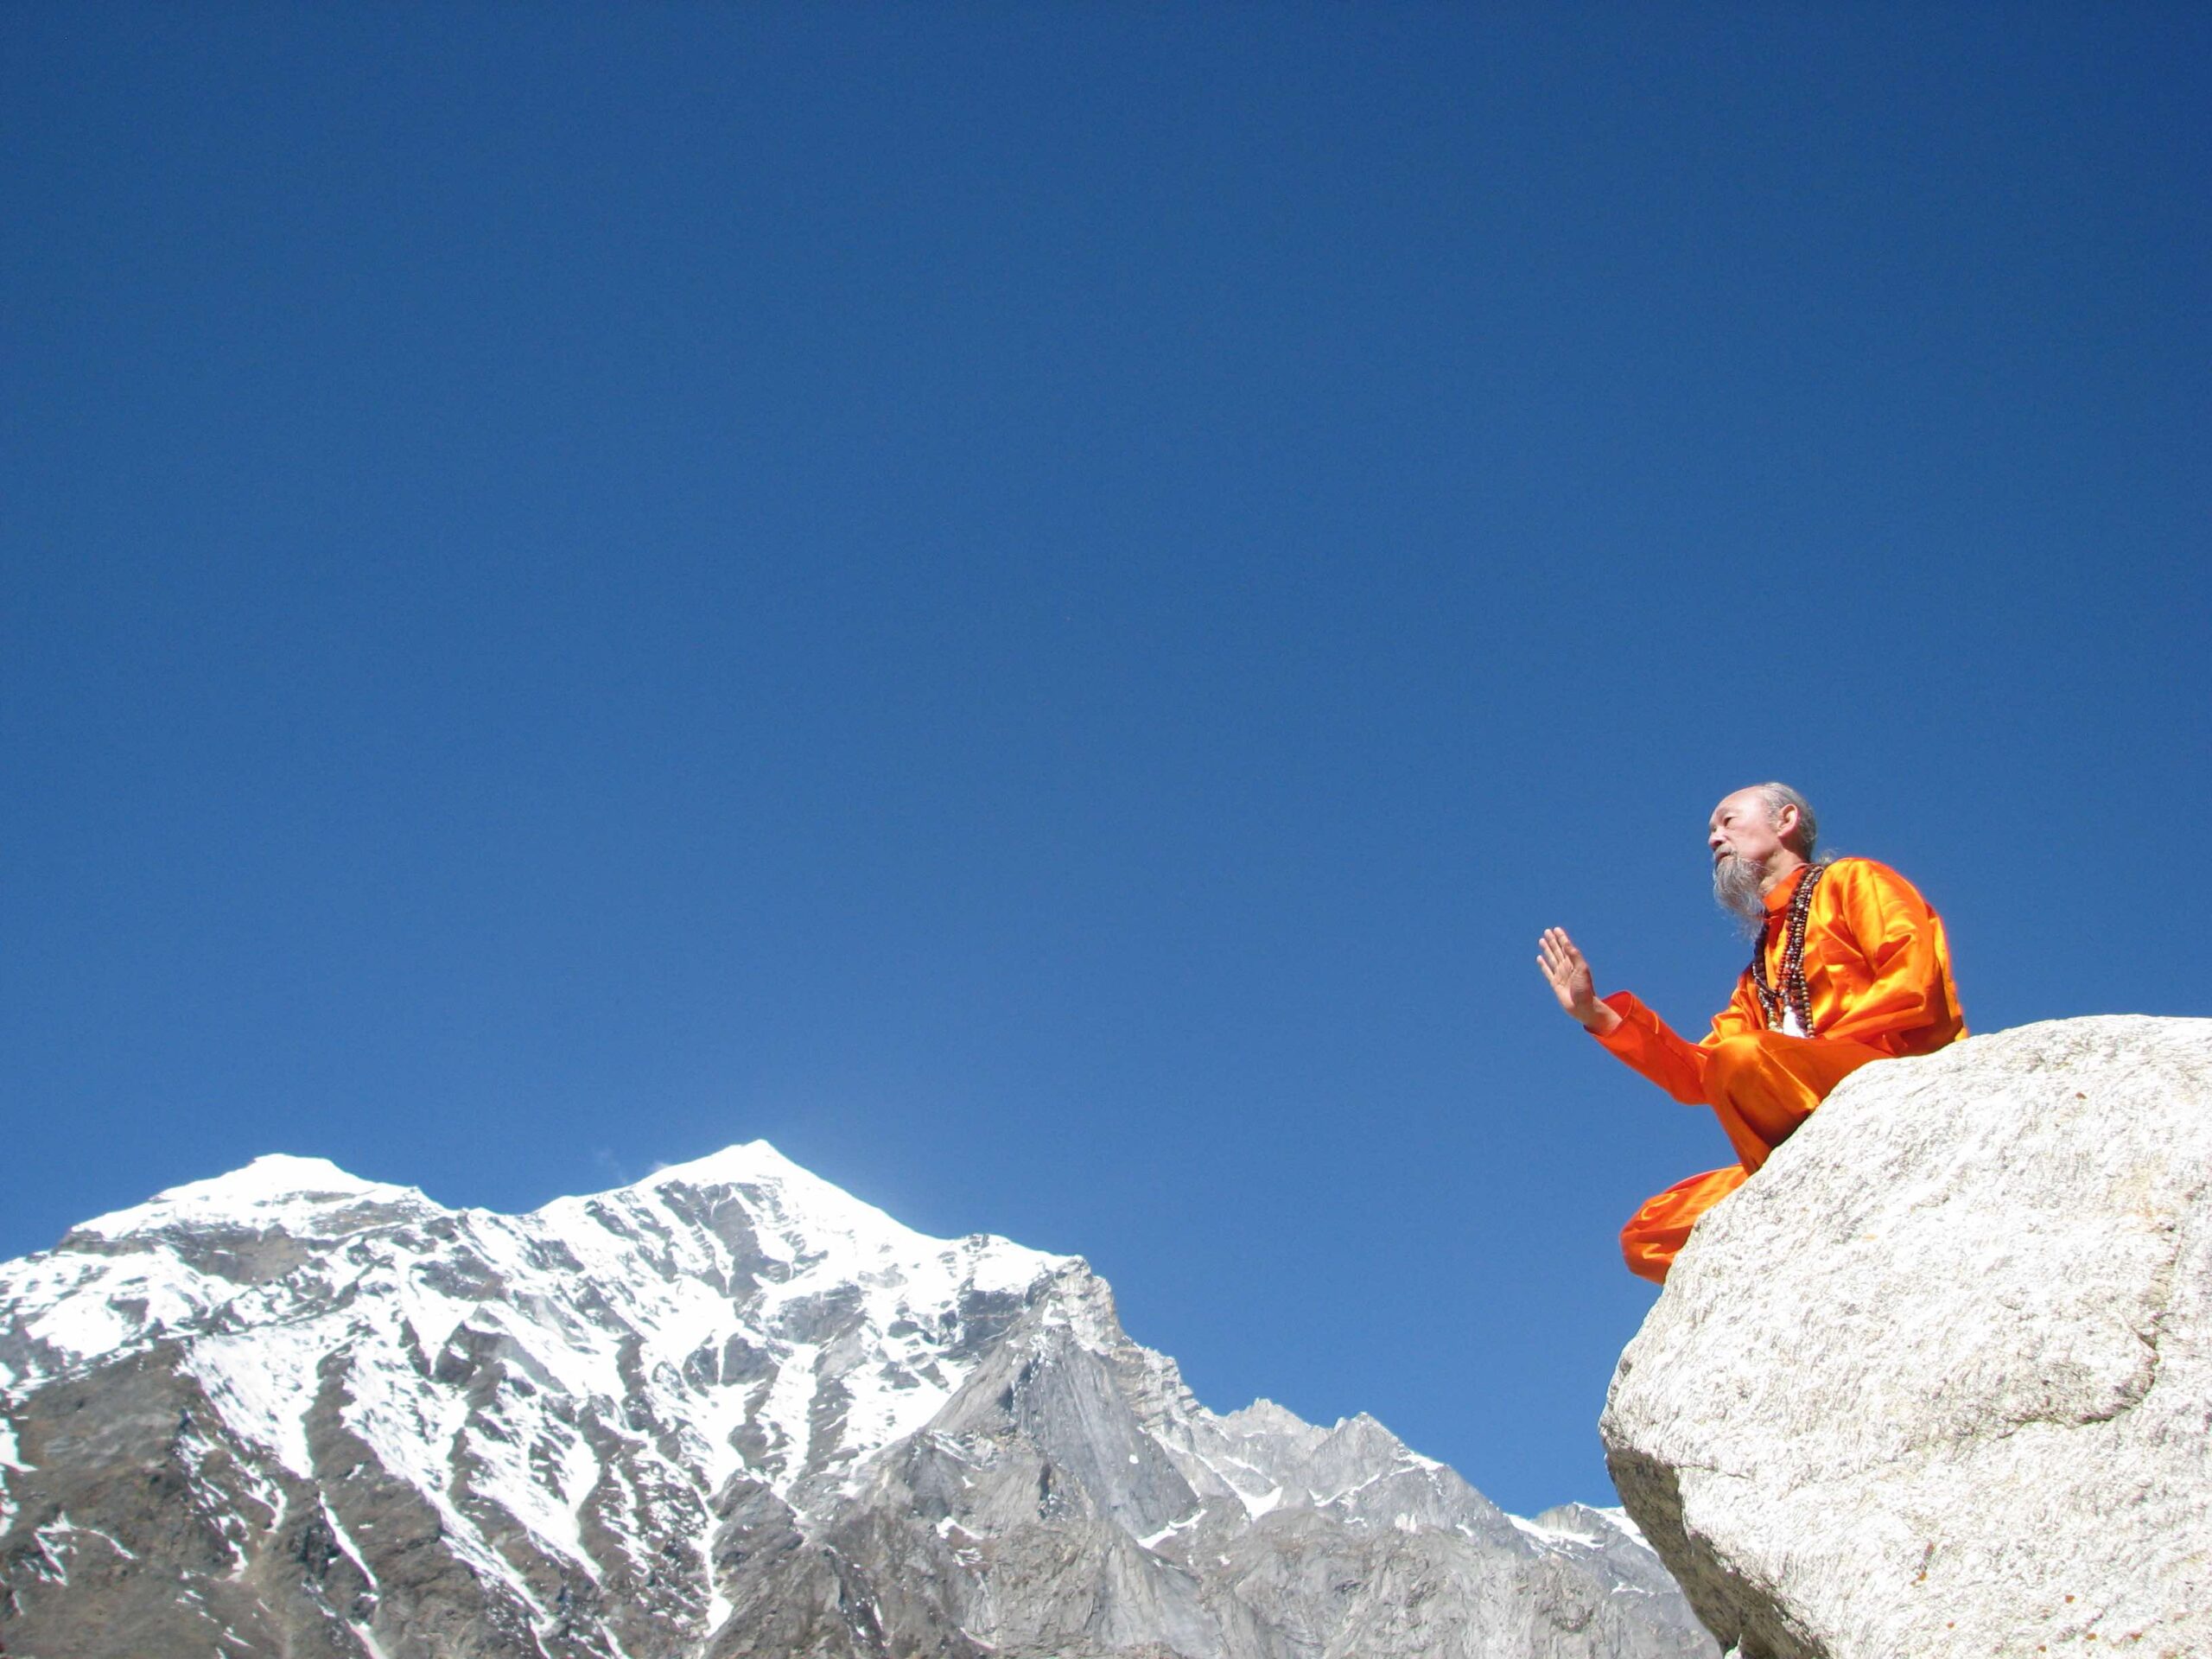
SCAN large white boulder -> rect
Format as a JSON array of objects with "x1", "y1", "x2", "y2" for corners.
[{"x1": 1600, "y1": 1015, "x2": 2212, "y2": 1659}]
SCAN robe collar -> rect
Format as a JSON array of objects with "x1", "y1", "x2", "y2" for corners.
[{"x1": 1762, "y1": 862, "x2": 1810, "y2": 915}]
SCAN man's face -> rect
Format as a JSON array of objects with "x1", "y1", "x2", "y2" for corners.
[{"x1": 1708, "y1": 789, "x2": 1790, "y2": 875}]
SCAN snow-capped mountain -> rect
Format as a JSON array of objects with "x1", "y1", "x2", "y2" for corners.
[{"x1": 0, "y1": 1145, "x2": 1713, "y2": 1658}]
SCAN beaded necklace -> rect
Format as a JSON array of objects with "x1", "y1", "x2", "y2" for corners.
[{"x1": 1750, "y1": 861, "x2": 1828, "y2": 1036}]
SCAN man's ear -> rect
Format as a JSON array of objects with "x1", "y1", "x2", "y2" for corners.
[{"x1": 1774, "y1": 803, "x2": 1799, "y2": 841}]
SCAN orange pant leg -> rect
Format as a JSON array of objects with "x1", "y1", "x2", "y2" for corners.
[
  {"x1": 1620, "y1": 1166, "x2": 1748, "y2": 1284},
  {"x1": 1704, "y1": 1031, "x2": 1886, "y2": 1170},
  {"x1": 1620, "y1": 1033, "x2": 1886, "y2": 1284}
]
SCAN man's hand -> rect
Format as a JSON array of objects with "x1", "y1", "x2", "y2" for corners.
[{"x1": 1538, "y1": 927, "x2": 1622, "y2": 1035}]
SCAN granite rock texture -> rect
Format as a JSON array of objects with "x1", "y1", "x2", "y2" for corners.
[{"x1": 1601, "y1": 1015, "x2": 2212, "y2": 1659}]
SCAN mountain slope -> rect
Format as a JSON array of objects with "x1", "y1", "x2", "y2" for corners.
[{"x1": 0, "y1": 1145, "x2": 1713, "y2": 1658}]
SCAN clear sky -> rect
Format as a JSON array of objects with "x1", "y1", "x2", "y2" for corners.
[{"x1": 4, "y1": 5, "x2": 2206, "y2": 1517}]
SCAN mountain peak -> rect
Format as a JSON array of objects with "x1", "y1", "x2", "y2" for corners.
[
  {"x1": 616, "y1": 1140, "x2": 1071, "y2": 1285},
  {"x1": 74, "y1": 1153, "x2": 429, "y2": 1239},
  {"x1": 634, "y1": 1138, "x2": 810, "y2": 1192}
]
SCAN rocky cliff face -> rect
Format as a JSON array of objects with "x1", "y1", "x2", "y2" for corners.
[
  {"x1": 1601, "y1": 1015, "x2": 2212, "y2": 1659},
  {"x1": 0, "y1": 1143, "x2": 1714, "y2": 1658}
]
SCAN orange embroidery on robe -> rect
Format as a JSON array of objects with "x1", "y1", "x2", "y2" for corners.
[{"x1": 1598, "y1": 858, "x2": 1964, "y2": 1283}]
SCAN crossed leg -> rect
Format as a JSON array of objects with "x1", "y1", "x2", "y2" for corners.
[{"x1": 1620, "y1": 1031, "x2": 1886, "y2": 1284}]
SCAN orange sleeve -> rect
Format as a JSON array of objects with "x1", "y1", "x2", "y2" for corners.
[
  {"x1": 1592, "y1": 991, "x2": 1713, "y2": 1104},
  {"x1": 1814, "y1": 860, "x2": 1965, "y2": 1048}
]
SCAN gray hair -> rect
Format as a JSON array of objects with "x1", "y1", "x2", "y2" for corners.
[{"x1": 1752, "y1": 781, "x2": 1820, "y2": 860}]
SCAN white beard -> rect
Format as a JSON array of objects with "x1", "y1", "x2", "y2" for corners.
[{"x1": 1713, "y1": 852, "x2": 1769, "y2": 937}]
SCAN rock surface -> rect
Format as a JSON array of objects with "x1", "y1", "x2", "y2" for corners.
[
  {"x1": 1601, "y1": 1015, "x2": 2212, "y2": 1659},
  {"x1": 0, "y1": 1143, "x2": 1716, "y2": 1658}
]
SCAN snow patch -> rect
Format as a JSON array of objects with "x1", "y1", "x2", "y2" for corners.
[
  {"x1": 706, "y1": 1580, "x2": 734, "y2": 1642},
  {"x1": 759, "y1": 1341, "x2": 821, "y2": 1482},
  {"x1": 1586, "y1": 1504, "x2": 1646, "y2": 1546},
  {"x1": 187, "y1": 1330, "x2": 326, "y2": 1479},
  {"x1": 27, "y1": 1512, "x2": 139, "y2": 1584},
  {"x1": 321, "y1": 1503, "x2": 381, "y2": 1593},
  {"x1": 1135, "y1": 1510, "x2": 1201, "y2": 1550},
  {"x1": 1511, "y1": 1504, "x2": 1650, "y2": 1553}
]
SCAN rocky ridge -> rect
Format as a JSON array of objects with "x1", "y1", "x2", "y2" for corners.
[{"x1": 1, "y1": 1142, "x2": 1714, "y2": 1658}]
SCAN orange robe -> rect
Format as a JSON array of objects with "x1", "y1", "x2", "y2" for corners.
[{"x1": 1599, "y1": 858, "x2": 1964, "y2": 1284}]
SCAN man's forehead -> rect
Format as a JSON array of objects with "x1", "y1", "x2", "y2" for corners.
[{"x1": 1709, "y1": 789, "x2": 1766, "y2": 824}]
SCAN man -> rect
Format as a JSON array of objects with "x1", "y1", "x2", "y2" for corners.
[{"x1": 1537, "y1": 784, "x2": 1964, "y2": 1284}]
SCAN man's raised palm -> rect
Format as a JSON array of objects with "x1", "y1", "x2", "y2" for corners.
[{"x1": 1538, "y1": 927, "x2": 1616, "y2": 1033}]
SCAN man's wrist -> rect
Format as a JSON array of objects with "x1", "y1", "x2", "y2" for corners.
[{"x1": 1580, "y1": 1000, "x2": 1623, "y2": 1036}]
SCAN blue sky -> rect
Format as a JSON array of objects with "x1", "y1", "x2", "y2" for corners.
[{"x1": 4, "y1": 5, "x2": 2206, "y2": 1516}]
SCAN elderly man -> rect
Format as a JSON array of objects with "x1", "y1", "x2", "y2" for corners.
[{"x1": 1538, "y1": 784, "x2": 1964, "y2": 1284}]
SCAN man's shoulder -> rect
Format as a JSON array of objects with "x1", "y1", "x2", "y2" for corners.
[{"x1": 1818, "y1": 855, "x2": 1937, "y2": 908}]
